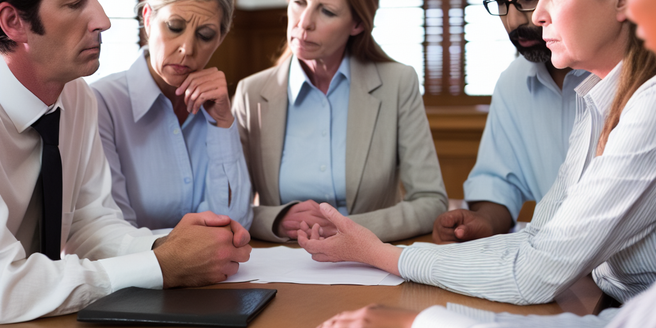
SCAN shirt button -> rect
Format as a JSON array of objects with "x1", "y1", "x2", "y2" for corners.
[
  {"x1": 322, "y1": 130, "x2": 328, "y2": 137},
  {"x1": 173, "y1": 128, "x2": 180, "y2": 135},
  {"x1": 325, "y1": 194, "x2": 331, "y2": 200},
  {"x1": 320, "y1": 165, "x2": 326, "y2": 172},
  {"x1": 184, "y1": 177, "x2": 191, "y2": 184},
  {"x1": 322, "y1": 99, "x2": 328, "y2": 106}
]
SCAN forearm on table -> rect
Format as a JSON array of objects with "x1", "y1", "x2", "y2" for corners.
[
  {"x1": 363, "y1": 242, "x2": 403, "y2": 276},
  {"x1": 468, "y1": 201, "x2": 514, "y2": 233}
]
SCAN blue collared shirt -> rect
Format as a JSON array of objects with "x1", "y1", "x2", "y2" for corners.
[
  {"x1": 91, "y1": 48, "x2": 252, "y2": 229},
  {"x1": 464, "y1": 56, "x2": 590, "y2": 220},
  {"x1": 279, "y1": 55, "x2": 350, "y2": 215}
]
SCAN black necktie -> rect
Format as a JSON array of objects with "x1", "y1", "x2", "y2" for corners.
[{"x1": 31, "y1": 108, "x2": 62, "y2": 260}]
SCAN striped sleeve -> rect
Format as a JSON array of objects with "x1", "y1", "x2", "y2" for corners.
[{"x1": 399, "y1": 67, "x2": 656, "y2": 305}]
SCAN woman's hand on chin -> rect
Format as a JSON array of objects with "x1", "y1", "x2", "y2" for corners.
[{"x1": 176, "y1": 67, "x2": 234, "y2": 128}]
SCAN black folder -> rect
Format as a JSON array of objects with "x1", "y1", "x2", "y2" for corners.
[{"x1": 77, "y1": 287, "x2": 277, "y2": 327}]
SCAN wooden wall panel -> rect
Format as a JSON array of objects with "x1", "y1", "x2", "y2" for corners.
[
  {"x1": 207, "y1": 8, "x2": 288, "y2": 96},
  {"x1": 426, "y1": 106, "x2": 487, "y2": 200}
]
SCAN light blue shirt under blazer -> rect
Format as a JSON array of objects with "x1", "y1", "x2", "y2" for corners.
[
  {"x1": 464, "y1": 56, "x2": 590, "y2": 220},
  {"x1": 279, "y1": 55, "x2": 351, "y2": 215},
  {"x1": 91, "y1": 49, "x2": 252, "y2": 230}
]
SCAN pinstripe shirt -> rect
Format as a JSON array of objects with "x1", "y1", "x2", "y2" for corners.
[
  {"x1": 399, "y1": 61, "x2": 656, "y2": 305},
  {"x1": 411, "y1": 276, "x2": 656, "y2": 327}
]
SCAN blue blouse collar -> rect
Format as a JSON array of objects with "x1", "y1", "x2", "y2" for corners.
[
  {"x1": 126, "y1": 47, "x2": 166, "y2": 123},
  {"x1": 288, "y1": 53, "x2": 351, "y2": 105}
]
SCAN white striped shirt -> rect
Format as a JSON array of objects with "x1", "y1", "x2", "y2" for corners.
[
  {"x1": 399, "y1": 61, "x2": 656, "y2": 305},
  {"x1": 411, "y1": 277, "x2": 656, "y2": 328}
]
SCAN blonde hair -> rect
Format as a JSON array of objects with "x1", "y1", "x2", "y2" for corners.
[
  {"x1": 136, "y1": 0, "x2": 234, "y2": 38},
  {"x1": 277, "y1": 0, "x2": 393, "y2": 65},
  {"x1": 597, "y1": 22, "x2": 656, "y2": 155}
]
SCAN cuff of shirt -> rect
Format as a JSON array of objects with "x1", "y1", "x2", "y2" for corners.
[
  {"x1": 116, "y1": 231, "x2": 162, "y2": 256},
  {"x1": 398, "y1": 243, "x2": 441, "y2": 285},
  {"x1": 412, "y1": 306, "x2": 482, "y2": 328},
  {"x1": 463, "y1": 175, "x2": 524, "y2": 220},
  {"x1": 206, "y1": 119, "x2": 242, "y2": 163},
  {"x1": 97, "y1": 251, "x2": 163, "y2": 292}
]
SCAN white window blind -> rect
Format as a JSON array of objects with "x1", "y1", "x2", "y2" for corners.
[
  {"x1": 85, "y1": 0, "x2": 140, "y2": 84},
  {"x1": 374, "y1": 0, "x2": 425, "y2": 94},
  {"x1": 464, "y1": 0, "x2": 516, "y2": 95},
  {"x1": 374, "y1": 0, "x2": 516, "y2": 97}
]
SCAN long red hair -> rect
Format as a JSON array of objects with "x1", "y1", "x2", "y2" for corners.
[{"x1": 597, "y1": 23, "x2": 656, "y2": 155}]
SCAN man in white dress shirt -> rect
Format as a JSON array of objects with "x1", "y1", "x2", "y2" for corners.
[
  {"x1": 0, "y1": 0, "x2": 251, "y2": 323},
  {"x1": 432, "y1": 0, "x2": 589, "y2": 243}
]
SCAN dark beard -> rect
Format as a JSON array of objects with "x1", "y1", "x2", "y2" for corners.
[{"x1": 508, "y1": 25, "x2": 551, "y2": 63}]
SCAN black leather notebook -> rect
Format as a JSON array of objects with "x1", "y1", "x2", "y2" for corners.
[{"x1": 77, "y1": 287, "x2": 277, "y2": 327}]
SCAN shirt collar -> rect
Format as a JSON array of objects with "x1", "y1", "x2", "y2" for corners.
[
  {"x1": 127, "y1": 46, "x2": 165, "y2": 122},
  {"x1": 0, "y1": 56, "x2": 65, "y2": 133},
  {"x1": 526, "y1": 57, "x2": 589, "y2": 93},
  {"x1": 288, "y1": 54, "x2": 351, "y2": 105},
  {"x1": 575, "y1": 61, "x2": 622, "y2": 115}
]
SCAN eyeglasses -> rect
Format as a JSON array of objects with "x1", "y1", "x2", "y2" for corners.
[{"x1": 483, "y1": 0, "x2": 539, "y2": 16}]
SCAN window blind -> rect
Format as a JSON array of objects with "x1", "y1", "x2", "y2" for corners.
[{"x1": 85, "y1": 0, "x2": 140, "y2": 84}]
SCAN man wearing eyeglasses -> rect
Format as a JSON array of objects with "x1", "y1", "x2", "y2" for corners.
[{"x1": 432, "y1": 0, "x2": 590, "y2": 244}]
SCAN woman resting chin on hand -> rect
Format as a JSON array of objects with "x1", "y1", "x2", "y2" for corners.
[{"x1": 91, "y1": 0, "x2": 253, "y2": 231}]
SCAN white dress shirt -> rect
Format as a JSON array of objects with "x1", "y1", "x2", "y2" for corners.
[
  {"x1": 399, "y1": 61, "x2": 656, "y2": 305},
  {"x1": 0, "y1": 57, "x2": 162, "y2": 323},
  {"x1": 412, "y1": 302, "x2": 618, "y2": 328},
  {"x1": 464, "y1": 56, "x2": 589, "y2": 220}
]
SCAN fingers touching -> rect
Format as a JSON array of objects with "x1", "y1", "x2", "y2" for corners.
[{"x1": 279, "y1": 200, "x2": 336, "y2": 239}]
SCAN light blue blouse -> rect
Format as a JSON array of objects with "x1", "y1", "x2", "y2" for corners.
[
  {"x1": 279, "y1": 55, "x2": 350, "y2": 215},
  {"x1": 91, "y1": 49, "x2": 252, "y2": 230}
]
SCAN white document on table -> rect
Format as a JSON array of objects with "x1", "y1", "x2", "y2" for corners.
[{"x1": 222, "y1": 246, "x2": 404, "y2": 286}]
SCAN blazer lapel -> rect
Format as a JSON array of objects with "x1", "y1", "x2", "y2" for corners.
[
  {"x1": 345, "y1": 59, "x2": 382, "y2": 212},
  {"x1": 258, "y1": 57, "x2": 292, "y2": 205}
]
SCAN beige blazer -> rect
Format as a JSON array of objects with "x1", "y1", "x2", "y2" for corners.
[{"x1": 233, "y1": 56, "x2": 448, "y2": 242}]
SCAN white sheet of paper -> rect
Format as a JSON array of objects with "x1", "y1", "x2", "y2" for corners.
[{"x1": 222, "y1": 246, "x2": 404, "y2": 286}]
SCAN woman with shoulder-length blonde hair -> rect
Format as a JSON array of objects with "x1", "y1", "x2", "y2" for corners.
[
  {"x1": 233, "y1": 0, "x2": 448, "y2": 242},
  {"x1": 300, "y1": 0, "x2": 656, "y2": 324},
  {"x1": 91, "y1": 0, "x2": 253, "y2": 230}
]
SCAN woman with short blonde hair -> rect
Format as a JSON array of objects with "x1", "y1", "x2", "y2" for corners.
[{"x1": 92, "y1": 0, "x2": 253, "y2": 230}]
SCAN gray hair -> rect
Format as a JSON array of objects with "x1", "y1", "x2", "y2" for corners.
[{"x1": 136, "y1": 0, "x2": 234, "y2": 38}]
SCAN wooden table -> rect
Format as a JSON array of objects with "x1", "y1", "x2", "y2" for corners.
[{"x1": 6, "y1": 235, "x2": 605, "y2": 328}]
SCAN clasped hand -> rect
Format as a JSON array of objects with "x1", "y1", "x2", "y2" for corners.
[
  {"x1": 153, "y1": 211, "x2": 251, "y2": 289},
  {"x1": 277, "y1": 200, "x2": 337, "y2": 239}
]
